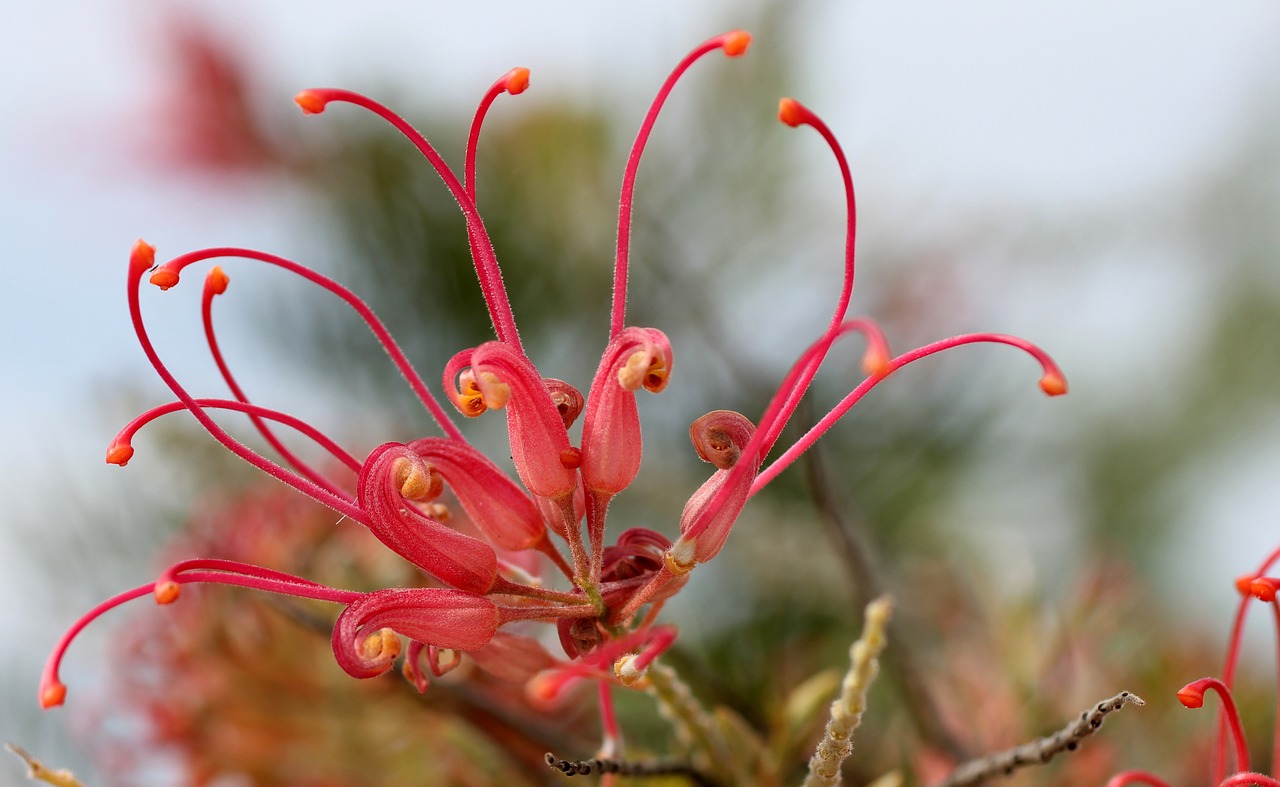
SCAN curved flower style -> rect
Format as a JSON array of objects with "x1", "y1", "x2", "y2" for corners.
[
  {"x1": 1107, "y1": 546, "x2": 1280, "y2": 787},
  {"x1": 42, "y1": 30, "x2": 1066, "y2": 755}
]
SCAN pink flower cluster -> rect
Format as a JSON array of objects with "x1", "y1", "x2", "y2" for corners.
[{"x1": 41, "y1": 31, "x2": 1065, "y2": 750}]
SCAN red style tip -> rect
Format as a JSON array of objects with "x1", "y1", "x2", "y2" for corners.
[
  {"x1": 721, "y1": 30, "x2": 751, "y2": 56},
  {"x1": 129, "y1": 239, "x2": 156, "y2": 275},
  {"x1": 1039, "y1": 372, "x2": 1068, "y2": 396},
  {"x1": 778, "y1": 97, "x2": 804, "y2": 127},
  {"x1": 1176, "y1": 681, "x2": 1206, "y2": 709},
  {"x1": 149, "y1": 268, "x2": 180, "y2": 290},
  {"x1": 1251, "y1": 577, "x2": 1278, "y2": 602},
  {"x1": 105, "y1": 442, "x2": 134, "y2": 466},
  {"x1": 39, "y1": 681, "x2": 66, "y2": 709},
  {"x1": 294, "y1": 90, "x2": 328, "y2": 115},
  {"x1": 504, "y1": 67, "x2": 530, "y2": 95},
  {"x1": 205, "y1": 265, "x2": 229, "y2": 295}
]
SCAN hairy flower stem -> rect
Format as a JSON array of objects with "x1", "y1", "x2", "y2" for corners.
[
  {"x1": 799, "y1": 407, "x2": 968, "y2": 762},
  {"x1": 645, "y1": 661, "x2": 731, "y2": 779},
  {"x1": 803, "y1": 595, "x2": 893, "y2": 787}
]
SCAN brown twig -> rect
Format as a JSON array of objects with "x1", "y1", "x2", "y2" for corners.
[
  {"x1": 544, "y1": 752, "x2": 719, "y2": 786},
  {"x1": 932, "y1": 691, "x2": 1145, "y2": 787}
]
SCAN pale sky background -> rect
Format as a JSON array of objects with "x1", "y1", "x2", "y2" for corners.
[{"x1": 3, "y1": 0, "x2": 1280, "y2": 779}]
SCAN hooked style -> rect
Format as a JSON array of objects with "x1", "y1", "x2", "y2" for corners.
[{"x1": 43, "y1": 30, "x2": 1066, "y2": 758}]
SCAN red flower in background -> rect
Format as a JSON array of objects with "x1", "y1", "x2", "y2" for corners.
[{"x1": 1108, "y1": 547, "x2": 1280, "y2": 787}]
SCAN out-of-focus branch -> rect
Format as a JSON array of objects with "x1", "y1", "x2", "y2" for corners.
[
  {"x1": 798, "y1": 408, "x2": 969, "y2": 763},
  {"x1": 933, "y1": 691, "x2": 1145, "y2": 787}
]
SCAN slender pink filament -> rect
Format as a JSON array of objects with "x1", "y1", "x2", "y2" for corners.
[
  {"x1": 116, "y1": 398, "x2": 360, "y2": 480},
  {"x1": 203, "y1": 272, "x2": 346, "y2": 490},
  {"x1": 156, "y1": 558, "x2": 346, "y2": 594},
  {"x1": 753, "y1": 332, "x2": 1064, "y2": 493},
  {"x1": 129, "y1": 258, "x2": 365, "y2": 523},
  {"x1": 159, "y1": 247, "x2": 463, "y2": 442},
  {"x1": 302, "y1": 89, "x2": 523, "y2": 353},
  {"x1": 42, "y1": 562, "x2": 360, "y2": 706},
  {"x1": 1218, "y1": 546, "x2": 1280, "y2": 783},
  {"x1": 466, "y1": 69, "x2": 528, "y2": 203},
  {"x1": 759, "y1": 98, "x2": 859, "y2": 455},
  {"x1": 461, "y1": 70, "x2": 529, "y2": 348},
  {"x1": 610, "y1": 32, "x2": 748, "y2": 338},
  {"x1": 1185, "y1": 677, "x2": 1251, "y2": 776}
]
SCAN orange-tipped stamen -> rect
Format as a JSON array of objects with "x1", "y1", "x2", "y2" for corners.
[
  {"x1": 147, "y1": 246, "x2": 464, "y2": 443},
  {"x1": 39, "y1": 681, "x2": 67, "y2": 710},
  {"x1": 128, "y1": 251, "x2": 366, "y2": 521},
  {"x1": 721, "y1": 30, "x2": 751, "y2": 57},
  {"x1": 297, "y1": 88, "x2": 522, "y2": 353},
  {"x1": 1040, "y1": 371, "x2": 1068, "y2": 396},
  {"x1": 201, "y1": 265, "x2": 352, "y2": 494},
  {"x1": 109, "y1": 398, "x2": 361, "y2": 474},
  {"x1": 754, "y1": 328, "x2": 1066, "y2": 495},
  {"x1": 611, "y1": 31, "x2": 752, "y2": 339},
  {"x1": 129, "y1": 239, "x2": 156, "y2": 275},
  {"x1": 293, "y1": 89, "x2": 327, "y2": 115},
  {"x1": 105, "y1": 442, "x2": 134, "y2": 466},
  {"x1": 149, "y1": 268, "x2": 180, "y2": 290},
  {"x1": 466, "y1": 67, "x2": 532, "y2": 201},
  {"x1": 1216, "y1": 546, "x2": 1280, "y2": 783},
  {"x1": 1252, "y1": 577, "x2": 1279, "y2": 602},
  {"x1": 764, "y1": 97, "x2": 859, "y2": 453},
  {"x1": 1178, "y1": 677, "x2": 1250, "y2": 774},
  {"x1": 40, "y1": 561, "x2": 360, "y2": 710},
  {"x1": 153, "y1": 580, "x2": 181, "y2": 604},
  {"x1": 205, "y1": 265, "x2": 229, "y2": 295}
]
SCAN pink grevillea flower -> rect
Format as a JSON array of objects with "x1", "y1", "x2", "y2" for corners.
[
  {"x1": 42, "y1": 30, "x2": 1065, "y2": 755},
  {"x1": 1107, "y1": 547, "x2": 1280, "y2": 787}
]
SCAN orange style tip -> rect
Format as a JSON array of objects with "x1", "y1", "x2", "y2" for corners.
[
  {"x1": 149, "y1": 269, "x2": 180, "y2": 290},
  {"x1": 105, "y1": 443, "x2": 134, "y2": 466},
  {"x1": 1252, "y1": 578, "x2": 1277, "y2": 602},
  {"x1": 559, "y1": 447, "x2": 582, "y2": 470},
  {"x1": 861, "y1": 351, "x2": 891, "y2": 378},
  {"x1": 205, "y1": 265, "x2": 230, "y2": 295},
  {"x1": 1039, "y1": 373, "x2": 1068, "y2": 397},
  {"x1": 294, "y1": 90, "x2": 327, "y2": 115},
  {"x1": 504, "y1": 67, "x2": 530, "y2": 95},
  {"x1": 721, "y1": 30, "x2": 751, "y2": 57},
  {"x1": 1175, "y1": 687, "x2": 1204, "y2": 709},
  {"x1": 154, "y1": 581, "x2": 181, "y2": 605},
  {"x1": 129, "y1": 239, "x2": 156, "y2": 272},
  {"x1": 39, "y1": 682, "x2": 67, "y2": 709},
  {"x1": 1236, "y1": 574, "x2": 1258, "y2": 595},
  {"x1": 778, "y1": 97, "x2": 804, "y2": 127}
]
